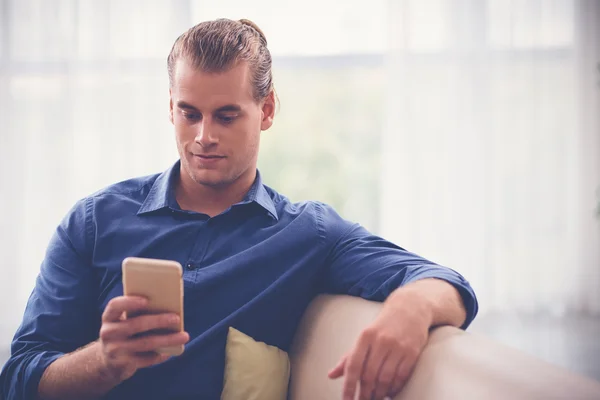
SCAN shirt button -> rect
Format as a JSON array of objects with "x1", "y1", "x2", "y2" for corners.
[{"x1": 186, "y1": 263, "x2": 195, "y2": 271}]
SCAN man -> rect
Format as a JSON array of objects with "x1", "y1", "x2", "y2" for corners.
[{"x1": 0, "y1": 18, "x2": 477, "y2": 400}]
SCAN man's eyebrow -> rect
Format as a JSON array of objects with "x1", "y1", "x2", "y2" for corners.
[
  {"x1": 215, "y1": 104, "x2": 242, "y2": 113},
  {"x1": 176, "y1": 102, "x2": 242, "y2": 113},
  {"x1": 176, "y1": 101, "x2": 198, "y2": 110}
]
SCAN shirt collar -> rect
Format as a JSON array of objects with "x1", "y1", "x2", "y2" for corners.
[
  {"x1": 137, "y1": 161, "x2": 180, "y2": 215},
  {"x1": 241, "y1": 170, "x2": 278, "y2": 220},
  {"x1": 137, "y1": 160, "x2": 278, "y2": 220}
]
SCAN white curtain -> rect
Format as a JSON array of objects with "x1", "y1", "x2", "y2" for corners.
[
  {"x1": 381, "y1": 0, "x2": 600, "y2": 316},
  {"x1": 0, "y1": 0, "x2": 389, "y2": 346},
  {"x1": 0, "y1": 0, "x2": 598, "y2": 349}
]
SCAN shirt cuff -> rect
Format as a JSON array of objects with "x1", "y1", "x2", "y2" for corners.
[
  {"x1": 2, "y1": 350, "x2": 63, "y2": 400},
  {"x1": 403, "y1": 269, "x2": 479, "y2": 330}
]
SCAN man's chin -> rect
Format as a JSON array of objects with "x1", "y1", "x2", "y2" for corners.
[{"x1": 190, "y1": 170, "x2": 232, "y2": 188}]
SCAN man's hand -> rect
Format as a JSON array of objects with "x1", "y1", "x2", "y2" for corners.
[
  {"x1": 98, "y1": 296, "x2": 190, "y2": 382},
  {"x1": 38, "y1": 295, "x2": 191, "y2": 399},
  {"x1": 328, "y1": 289, "x2": 431, "y2": 400},
  {"x1": 328, "y1": 279, "x2": 466, "y2": 400}
]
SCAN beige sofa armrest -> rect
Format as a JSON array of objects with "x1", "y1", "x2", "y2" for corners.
[
  {"x1": 289, "y1": 294, "x2": 600, "y2": 400},
  {"x1": 289, "y1": 295, "x2": 382, "y2": 400}
]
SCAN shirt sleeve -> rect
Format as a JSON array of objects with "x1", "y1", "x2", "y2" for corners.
[
  {"x1": 0, "y1": 198, "x2": 101, "y2": 400},
  {"x1": 320, "y1": 203, "x2": 478, "y2": 330}
]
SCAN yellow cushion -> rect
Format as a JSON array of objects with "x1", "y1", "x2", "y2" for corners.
[{"x1": 221, "y1": 327, "x2": 291, "y2": 400}]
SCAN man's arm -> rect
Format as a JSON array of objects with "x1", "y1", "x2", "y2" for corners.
[
  {"x1": 0, "y1": 199, "x2": 100, "y2": 400},
  {"x1": 38, "y1": 296, "x2": 189, "y2": 400},
  {"x1": 323, "y1": 220, "x2": 478, "y2": 328},
  {"x1": 0, "y1": 198, "x2": 190, "y2": 400},
  {"x1": 37, "y1": 341, "x2": 120, "y2": 400},
  {"x1": 392, "y1": 277, "x2": 467, "y2": 328},
  {"x1": 320, "y1": 206, "x2": 478, "y2": 400}
]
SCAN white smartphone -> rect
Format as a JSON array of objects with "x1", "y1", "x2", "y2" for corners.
[{"x1": 122, "y1": 257, "x2": 184, "y2": 356}]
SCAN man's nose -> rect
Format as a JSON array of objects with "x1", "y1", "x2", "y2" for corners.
[{"x1": 195, "y1": 121, "x2": 219, "y2": 147}]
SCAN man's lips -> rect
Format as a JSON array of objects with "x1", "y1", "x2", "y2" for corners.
[
  {"x1": 193, "y1": 154, "x2": 225, "y2": 159},
  {"x1": 191, "y1": 154, "x2": 226, "y2": 166}
]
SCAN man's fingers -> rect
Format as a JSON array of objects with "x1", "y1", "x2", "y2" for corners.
[
  {"x1": 100, "y1": 313, "x2": 180, "y2": 341},
  {"x1": 102, "y1": 332, "x2": 187, "y2": 376},
  {"x1": 127, "y1": 313, "x2": 181, "y2": 337},
  {"x1": 373, "y1": 355, "x2": 401, "y2": 400},
  {"x1": 388, "y1": 356, "x2": 417, "y2": 396},
  {"x1": 125, "y1": 331, "x2": 189, "y2": 354},
  {"x1": 328, "y1": 355, "x2": 347, "y2": 379},
  {"x1": 343, "y1": 350, "x2": 368, "y2": 400},
  {"x1": 102, "y1": 296, "x2": 148, "y2": 322},
  {"x1": 342, "y1": 332, "x2": 372, "y2": 400},
  {"x1": 358, "y1": 341, "x2": 391, "y2": 400}
]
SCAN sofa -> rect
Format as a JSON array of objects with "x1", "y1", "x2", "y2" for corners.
[{"x1": 289, "y1": 294, "x2": 600, "y2": 400}]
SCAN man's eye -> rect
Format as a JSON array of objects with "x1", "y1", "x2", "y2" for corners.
[
  {"x1": 181, "y1": 110, "x2": 200, "y2": 121},
  {"x1": 218, "y1": 115, "x2": 237, "y2": 124}
]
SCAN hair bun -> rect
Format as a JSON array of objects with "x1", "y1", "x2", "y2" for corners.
[{"x1": 239, "y1": 19, "x2": 267, "y2": 46}]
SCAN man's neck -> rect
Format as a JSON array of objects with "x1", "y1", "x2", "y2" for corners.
[{"x1": 175, "y1": 168, "x2": 256, "y2": 217}]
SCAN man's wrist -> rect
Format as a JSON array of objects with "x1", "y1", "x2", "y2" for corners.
[
  {"x1": 38, "y1": 341, "x2": 124, "y2": 400},
  {"x1": 386, "y1": 283, "x2": 435, "y2": 329},
  {"x1": 89, "y1": 341, "x2": 124, "y2": 386},
  {"x1": 390, "y1": 278, "x2": 466, "y2": 328}
]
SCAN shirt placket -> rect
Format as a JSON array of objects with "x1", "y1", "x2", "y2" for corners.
[{"x1": 185, "y1": 218, "x2": 215, "y2": 284}]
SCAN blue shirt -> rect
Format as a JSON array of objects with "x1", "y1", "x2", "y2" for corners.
[{"x1": 0, "y1": 161, "x2": 478, "y2": 399}]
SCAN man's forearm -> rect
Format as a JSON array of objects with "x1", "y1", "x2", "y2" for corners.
[
  {"x1": 388, "y1": 278, "x2": 467, "y2": 328},
  {"x1": 38, "y1": 341, "x2": 122, "y2": 400}
]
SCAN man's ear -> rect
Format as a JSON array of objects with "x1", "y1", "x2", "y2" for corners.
[
  {"x1": 260, "y1": 91, "x2": 276, "y2": 131},
  {"x1": 169, "y1": 89, "x2": 174, "y2": 125}
]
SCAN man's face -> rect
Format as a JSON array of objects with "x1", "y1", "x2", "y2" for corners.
[{"x1": 169, "y1": 59, "x2": 274, "y2": 188}]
